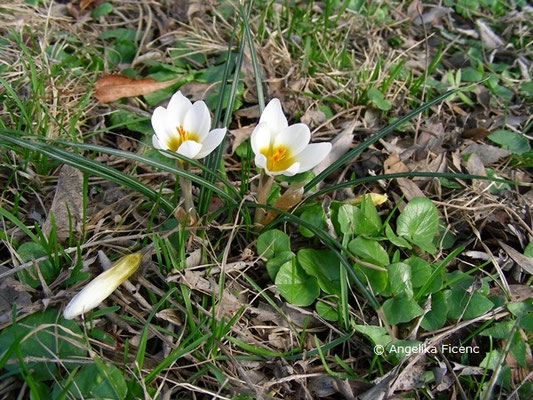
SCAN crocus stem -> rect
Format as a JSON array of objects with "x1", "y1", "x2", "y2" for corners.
[
  {"x1": 178, "y1": 161, "x2": 197, "y2": 220},
  {"x1": 254, "y1": 170, "x2": 274, "y2": 224}
]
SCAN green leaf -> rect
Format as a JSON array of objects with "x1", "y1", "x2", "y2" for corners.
[
  {"x1": 348, "y1": 236, "x2": 389, "y2": 266},
  {"x1": 383, "y1": 294, "x2": 424, "y2": 325},
  {"x1": 421, "y1": 291, "x2": 448, "y2": 330},
  {"x1": 488, "y1": 130, "x2": 531, "y2": 155},
  {"x1": 524, "y1": 242, "x2": 533, "y2": 259},
  {"x1": 58, "y1": 362, "x2": 127, "y2": 399},
  {"x1": 353, "y1": 324, "x2": 392, "y2": 349},
  {"x1": 385, "y1": 224, "x2": 411, "y2": 248},
  {"x1": 298, "y1": 204, "x2": 326, "y2": 238},
  {"x1": 91, "y1": 2, "x2": 113, "y2": 18},
  {"x1": 100, "y1": 28, "x2": 137, "y2": 41},
  {"x1": 257, "y1": 229, "x2": 290, "y2": 259},
  {"x1": 447, "y1": 288, "x2": 494, "y2": 320},
  {"x1": 266, "y1": 251, "x2": 294, "y2": 281},
  {"x1": 387, "y1": 262, "x2": 413, "y2": 297},
  {"x1": 354, "y1": 265, "x2": 388, "y2": 294},
  {"x1": 367, "y1": 88, "x2": 391, "y2": 111},
  {"x1": 480, "y1": 349, "x2": 502, "y2": 370},
  {"x1": 480, "y1": 321, "x2": 513, "y2": 339},
  {"x1": 316, "y1": 301, "x2": 338, "y2": 322},
  {"x1": 275, "y1": 259, "x2": 320, "y2": 306},
  {"x1": 16, "y1": 242, "x2": 56, "y2": 288},
  {"x1": 404, "y1": 257, "x2": 432, "y2": 288},
  {"x1": 298, "y1": 249, "x2": 340, "y2": 295},
  {"x1": 338, "y1": 198, "x2": 381, "y2": 236},
  {"x1": 0, "y1": 309, "x2": 86, "y2": 381},
  {"x1": 520, "y1": 314, "x2": 533, "y2": 331},
  {"x1": 396, "y1": 197, "x2": 439, "y2": 254}
]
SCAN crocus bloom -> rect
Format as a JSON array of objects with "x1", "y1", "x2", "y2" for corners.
[
  {"x1": 63, "y1": 252, "x2": 142, "y2": 320},
  {"x1": 250, "y1": 99, "x2": 331, "y2": 176},
  {"x1": 151, "y1": 91, "x2": 226, "y2": 159}
]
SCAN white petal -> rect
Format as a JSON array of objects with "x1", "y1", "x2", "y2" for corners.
[
  {"x1": 272, "y1": 162, "x2": 300, "y2": 176},
  {"x1": 294, "y1": 142, "x2": 332, "y2": 172},
  {"x1": 273, "y1": 123, "x2": 310, "y2": 156},
  {"x1": 255, "y1": 153, "x2": 268, "y2": 171},
  {"x1": 183, "y1": 101, "x2": 211, "y2": 141},
  {"x1": 151, "y1": 107, "x2": 174, "y2": 144},
  {"x1": 259, "y1": 99, "x2": 288, "y2": 135},
  {"x1": 250, "y1": 123, "x2": 272, "y2": 155},
  {"x1": 167, "y1": 91, "x2": 192, "y2": 126},
  {"x1": 195, "y1": 128, "x2": 226, "y2": 159},
  {"x1": 177, "y1": 140, "x2": 203, "y2": 159}
]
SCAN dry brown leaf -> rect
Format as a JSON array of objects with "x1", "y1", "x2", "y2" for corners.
[
  {"x1": 314, "y1": 120, "x2": 356, "y2": 175},
  {"x1": 262, "y1": 184, "x2": 304, "y2": 225},
  {"x1": 498, "y1": 241, "x2": 533, "y2": 276},
  {"x1": 94, "y1": 75, "x2": 180, "y2": 103},
  {"x1": 0, "y1": 266, "x2": 32, "y2": 324},
  {"x1": 462, "y1": 127, "x2": 491, "y2": 141},
  {"x1": 384, "y1": 154, "x2": 409, "y2": 174},
  {"x1": 462, "y1": 143, "x2": 511, "y2": 165},
  {"x1": 42, "y1": 165, "x2": 83, "y2": 243},
  {"x1": 230, "y1": 125, "x2": 254, "y2": 154}
]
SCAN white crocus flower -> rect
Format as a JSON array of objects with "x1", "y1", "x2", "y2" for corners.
[
  {"x1": 251, "y1": 99, "x2": 331, "y2": 176},
  {"x1": 151, "y1": 91, "x2": 226, "y2": 159},
  {"x1": 63, "y1": 253, "x2": 142, "y2": 320}
]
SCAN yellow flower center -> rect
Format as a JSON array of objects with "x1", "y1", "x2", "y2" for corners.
[
  {"x1": 260, "y1": 145, "x2": 294, "y2": 172},
  {"x1": 167, "y1": 125, "x2": 199, "y2": 151}
]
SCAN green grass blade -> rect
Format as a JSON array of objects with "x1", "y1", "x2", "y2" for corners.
[
  {"x1": 52, "y1": 139, "x2": 242, "y2": 204},
  {"x1": 198, "y1": 34, "x2": 246, "y2": 215},
  {"x1": 0, "y1": 206, "x2": 40, "y2": 243},
  {"x1": 305, "y1": 171, "x2": 517, "y2": 202},
  {"x1": 0, "y1": 132, "x2": 175, "y2": 214},
  {"x1": 240, "y1": 1, "x2": 264, "y2": 113},
  {"x1": 303, "y1": 88, "x2": 459, "y2": 192}
]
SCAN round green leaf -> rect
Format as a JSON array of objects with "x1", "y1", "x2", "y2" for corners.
[
  {"x1": 16, "y1": 242, "x2": 56, "y2": 288},
  {"x1": 420, "y1": 291, "x2": 448, "y2": 331},
  {"x1": 275, "y1": 260, "x2": 319, "y2": 306},
  {"x1": 488, "y1": 130, "x2": 531, "y2": 155},
  {"x1": 404, "y1": 257, "x2": 432, "y2": 288},
  {"x1": 266, "y1": 251, "x2": 294, "y2": 281},
  {"x1": 257, "y1": 229, "x2": 291, "y2": 259},
  {"x1": 348, "y1": 236, "x2": 389, "y2": 266},
  {"x1": 298, "y1": 249, "x2": 340, "y2": 295},
  {"x1": 387, "y1": 262, "x2": 413, "y2": 297},
  {"x1": 383, "y1": 295, "x2": 424, "y2": 325},
  {"x1": 316, "y1": 301, "x2": 339, "y2": 322},
  {"x1": 298, "y1": 205, "x2": 326, "y2": 238},
  {"x1": 396, "y1": 197, "x2": 439, "y2": 254}
]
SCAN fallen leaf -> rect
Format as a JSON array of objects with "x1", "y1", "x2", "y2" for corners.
[
  {"x1": 94, "y1": 75, "x2": 180, "y2": 103},
  {"x1": 462, "y1": 127, "x2": 491, "y2": 141},
  {"x1": 230, "y1": 125, "x2": 254, "y2": 154},
  {"x1": 384, "y1": 154, "x2": 409, "y2": 174},
  {"x1": 345, "y1": 193, "x2": 388, "y2": 206},
  {"x1": 42, "y1": 165, "x2": 83, "y2": 243},
  {"x1": 262, "y1": 184, "x2": 304, "y2": 225},
  {"x1": 462, "y1": 143, "x2": 511, "y2": 165},
  {"x1": 0, "y1": 266, "x2": 32, "y2": 324},
  {"x1": 464, "y1": 152, "x2": 488, "y2": 190},
  {"x1": 498, "y1": 241, "x2": 533, "y2": 276},
  {"x1": 476, "y1": 19, "x2": 505, "y2": 49},
  {"x1": 314, "y1": 120, "x2": 356, "y2": 175},
  {"x1": 300, "y1": 109, "x2": 326, "y2": 127}
]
